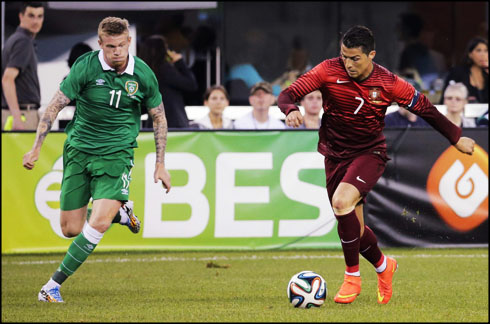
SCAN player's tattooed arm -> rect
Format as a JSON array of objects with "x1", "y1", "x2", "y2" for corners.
[
  {"x1": 34, "y1": 90, "x2": 71, "y2": 147},
  {"x1": 148, "y1": 102, "x2": 172, "y2": 192},
  {"x1": 148, "y1": 102, "x2": 168, "y2": 165},
  {"x1": 23, "y1": 89, "x2": 71, "y2": 170}
]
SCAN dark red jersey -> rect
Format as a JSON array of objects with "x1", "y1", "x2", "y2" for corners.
[{"x1": 278, "y1": 57, "x2": 461, "y2": 159}]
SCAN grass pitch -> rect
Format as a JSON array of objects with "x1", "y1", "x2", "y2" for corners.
[{"x1": 2, "y1": 248, "x2": 488, "y2": 322}]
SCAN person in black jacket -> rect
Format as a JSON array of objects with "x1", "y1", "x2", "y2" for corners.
[
  {"x1": 139, "y1": 34, "x2": 198, "y2": 128},
  {"x1": 439, "y1": 37, "x2": 488, "y2": 104}
]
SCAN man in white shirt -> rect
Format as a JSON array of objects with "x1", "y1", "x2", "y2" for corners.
[{"x1": 233, "y1": 81, "x2": 286, "y2": 129}]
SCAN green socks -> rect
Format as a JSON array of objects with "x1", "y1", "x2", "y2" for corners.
[{"x1": 54, "y1": 222, "x2": 104, "y2": 284}]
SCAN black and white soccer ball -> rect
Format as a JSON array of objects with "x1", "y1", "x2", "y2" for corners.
[{"x1": 287, "y1": 270, "x2": 327, "y2": 308}]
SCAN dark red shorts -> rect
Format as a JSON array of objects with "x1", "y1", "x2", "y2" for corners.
[{"x1": 324, "y1": 151, "x2": 389, "y2": 204}]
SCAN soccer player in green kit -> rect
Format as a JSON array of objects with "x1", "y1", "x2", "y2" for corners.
[{"x1": 23, "y1": 17, "x2": 172, "y2": 303}]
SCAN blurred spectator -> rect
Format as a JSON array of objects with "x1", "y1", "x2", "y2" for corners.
[
  {"x1": 295, "y1": 90, "x2": 322, "y2": 129},
  {"x1": 2, "y1": 2, "x2": 45, "y2": 131},
  {"x1": 67, "y1": 43, "x2": 93, "y2": 68},
  {"x1": 66, "y1": 43, "x2": 93, "y2": 107},
  {"x1": 397, "y1": 13, "x2": 446, "y2": 92},
  {"x1": 191, "y1": 85, "x2": 233, "y2": 130},
  {"x1": 273, "y1": 36, "x2": 312, "y2": 91},
  {"x1": 476, "y1": 109, "x2": 488, "y2": 127},
  {"x1": 443, "y1": 82, "x2": 476, "y2": 127},
  {"x1": 439, "y1": 37, "x2": 488, "y2": 104},
  {"x1": 233, "y1": 81, "x2": 285, "y2": 129},
  {"x1": 384, "y1": 107, "x2": 430, "y2": 128},
  {"x1": 155, "y1": 13, "x2": 190, "y2": 53},
  {"x1": 138, "y1": 35, "x2": 198, "y2": 128}
]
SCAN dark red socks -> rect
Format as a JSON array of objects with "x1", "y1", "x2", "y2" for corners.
[{"x1": 335, "y1": 209, "x2": 361, "y2": 273}]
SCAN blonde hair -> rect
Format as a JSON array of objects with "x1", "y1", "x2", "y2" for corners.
[
  {"x1": 98, "y1": 17, "x2": 129, "y2": 38},
  {"x1": 444, "y1": 82, "x2": 468, "y2": 100}
]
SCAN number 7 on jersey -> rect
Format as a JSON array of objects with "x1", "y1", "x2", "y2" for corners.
[{"x1": 354, "y1": 96, "x2": 364, "y2": 114}]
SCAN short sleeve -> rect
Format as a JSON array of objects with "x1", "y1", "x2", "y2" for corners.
[
  {"x1": 144, "y1": 69, "x2": 163, "y2": 110},
  {"x1": 6, "y1": 38, "x2": 33, "y2": 71},
  {"x1": 60, "y1": 54, "x2": 88, "y2": 100}
]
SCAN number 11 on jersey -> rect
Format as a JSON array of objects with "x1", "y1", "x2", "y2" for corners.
[{"x1": 109, "y1": 90, "x2": 122, "y2": 108}]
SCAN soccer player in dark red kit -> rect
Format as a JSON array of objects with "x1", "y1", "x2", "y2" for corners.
[{"x1": 278, "y1": 25, "x2": 475, "y2": 305}]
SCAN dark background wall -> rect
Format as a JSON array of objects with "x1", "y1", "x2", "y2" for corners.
[
  {"x1": 3, "y1": 1, "x2": 488, "y2": 105},
  {"x1": 222, "y1": 1, "x2": 488, "y2": 80}
]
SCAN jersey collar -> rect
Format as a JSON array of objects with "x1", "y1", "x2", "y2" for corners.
[{"x1": 98, "y1": 50, "x2": 135, "y2": 75}]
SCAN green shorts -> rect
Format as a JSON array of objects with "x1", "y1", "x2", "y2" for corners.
[{"x1": 60, "y1": 141, "x2": 134, "y2": 211}]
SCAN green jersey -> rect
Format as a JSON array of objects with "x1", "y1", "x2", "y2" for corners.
[{"x1": 60, "y1": 50, "x2": 162, "y2": 155}]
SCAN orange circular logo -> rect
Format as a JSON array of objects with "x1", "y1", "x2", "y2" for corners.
[{"x1": 426, "y1": 144, "x2": 488, "y2": 232}]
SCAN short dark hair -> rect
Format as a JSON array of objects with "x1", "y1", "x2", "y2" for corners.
[
  {"x1": 341, "y1": 25, "x2": 375, "y2": 55},
  {"x1": 68, "y1": 43, "x2": 93, "y2": 68},
  {"x1": 20, "y1": 2, "x2": 44, "y2": 14},
  {"x1": 203, "y1": 85, "x2": 230, "y2": 102}
]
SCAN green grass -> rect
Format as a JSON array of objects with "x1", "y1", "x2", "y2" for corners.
[{"x1": 2, "y1": 248, "x2": 488, "y2": 322}]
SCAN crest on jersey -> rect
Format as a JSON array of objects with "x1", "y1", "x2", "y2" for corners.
[
  {"x1": 369, "y1": 87, "x2": 383, "y2": 104},
  {"x1": 125, "y1": 81, "x2": 139, "y2": 96}
]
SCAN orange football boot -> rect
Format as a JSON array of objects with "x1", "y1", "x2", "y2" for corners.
[
  {"x1": 334, "y1": 274, "x2": 361, "y2": 304},
  {"x1": 377, "y1": 256, "x2": 398, "y2": 304}
]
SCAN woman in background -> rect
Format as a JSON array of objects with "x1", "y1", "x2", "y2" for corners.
[
  {"x1": 139, "y1": 35, "x2": 198, "y2": 128},
  {"x1": 440, "y1": 37, "x2": 488, "y2": 103},
  {"x1": 192, "y1": 85, "x2": 233, "y2": 129}
]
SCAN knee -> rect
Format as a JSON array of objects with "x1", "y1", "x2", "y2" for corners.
[
  {"x1": 88, "y1": 219, "x2": 111, "y2": 234},
  {"x1": 331, "y1": 196, "x2": 347, "y2": 212},
  {"x1": 60, "y1": 221, "x2": 82, "y2": 238},
  {"x1": 331, "y1": 196, "x2": 355, "y2": 215},
  {"x1": 61, "y1": 227, "x2": 81, "y2": 238}
]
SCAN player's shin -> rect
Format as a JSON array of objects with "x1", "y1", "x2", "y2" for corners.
[
  {"x1": 335, "y1": 209, "x2": 361, "y2": 275},
  {"x1": 359, "y1": 225, "x2": 385, "y2": 271},
  {"x1": 87, "y1": 207, "x2": 123, "y2": 224},
  {"x1": 334, "y1": 209, "x2": 362, "y2": 303},
  {"x1": 57, "y1": 221, "x2": 104, "y2": 282}
]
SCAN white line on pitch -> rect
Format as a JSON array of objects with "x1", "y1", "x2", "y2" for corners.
[{"x1": 2, "y1": 253, "x2": 488, "y2": 266}]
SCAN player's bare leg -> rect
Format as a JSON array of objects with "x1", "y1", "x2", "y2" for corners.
[
  {"x1": 86, "y1": 200, "x2": 140, "y2": 234},
  {"x1": 59, "y1": 206, "x2": 88, "y2": 237}
]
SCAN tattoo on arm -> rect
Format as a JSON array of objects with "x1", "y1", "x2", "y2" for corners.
[
  {"x1": 33, "y1": 90, "x2": 71, "y2": 150},
  {"x1": 148, "y1": 102, "x2": 168, "y2": 164}
]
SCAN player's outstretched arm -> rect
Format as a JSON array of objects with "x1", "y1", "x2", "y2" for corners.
[
  {"x1": 148, "y1": 102, "x2": 172, "y2": 193},
  {"x1": 454, "y1": 136, "x2": 475, "y2": 155},
  {"x1": 23, "y1": 89, "x2": 71, "y2": 170}
]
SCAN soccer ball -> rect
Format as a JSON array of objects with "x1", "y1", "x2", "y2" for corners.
[{"x1": 287, "y1": 270, "x2": 327, "y2": 308}]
